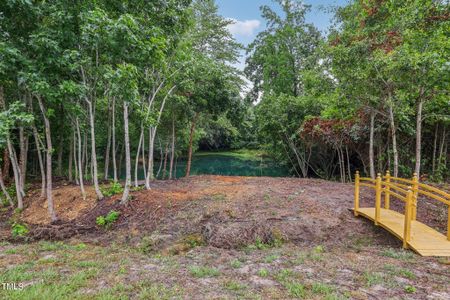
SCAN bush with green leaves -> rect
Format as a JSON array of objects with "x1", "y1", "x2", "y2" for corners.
[
  {"x1": 96, "y1": 210, "x2": 120, "y2": 228},
  {"x1": 100, "y1": 182, "x2": 124, "y2": 197},
  {"x1": 11, "y1": 223, "x2": 28, "y2": 237}
]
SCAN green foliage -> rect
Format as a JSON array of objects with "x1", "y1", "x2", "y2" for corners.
[
  {"x1": 404, "y1": 285, "x2": 416, "y2": 294},
  {"x1": 188, "y1": 266, "x2": 220, "y2": 278},
  {"x1": 96, "y1": 210, "x2": 120, "y2": 229},
  {"x1": 11, "y1": 223, "x2": 28, "y2": 237},
  {"x1": 101, "y1": 182, "x2": 124, "y2": 197}
]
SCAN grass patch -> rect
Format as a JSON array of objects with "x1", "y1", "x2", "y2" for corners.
[
  {"x1": 363, "y1": 271, "x2": 385, "y2": 287},
  {"x1": 383, "y1": 264, "x2": 416, "y2": 279},
  {"x1": 257, "y1": 268, "x2": 269, "y2": 277},
  {"x1": 189, "y1": 266, "x2": 220, "y2": 278},
  {"x1": 380, "y1": 248, "x2": 415, "y2": 261},
  {"x1": 224, "y1": 280, "x2": 247, "y2": 291},
  {"x1": 230, "y1": 259, "x2": 242, "y2": 269}
]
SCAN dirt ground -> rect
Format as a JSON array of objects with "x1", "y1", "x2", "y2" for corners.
[{"x1": 0, "y1": 176, "x2": 449, "y2": 299}]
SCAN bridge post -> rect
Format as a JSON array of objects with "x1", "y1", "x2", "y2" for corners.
[
  {"x1": 448, "y1": 206, "x2": 450, "y2": 241},
  {"x1": 403, "y1": 188, "x2": 413, "y2": 249},
  {"x1": 354, "y1": 171, "x2": 360, "y2": 217},
  {"x1": 384, "y1": 170, "x2": 391, "y2": 209},
  {"x1": 375, "y1": 173, "x2": 381, "y2": 225},
  {"x1": 412, "y1": 173, "x2": 419, "y2": 221}
]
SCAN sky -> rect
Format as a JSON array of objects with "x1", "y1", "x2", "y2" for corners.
[{"x1": 216, "y1": 0, "x2": 349, "y2": 71}]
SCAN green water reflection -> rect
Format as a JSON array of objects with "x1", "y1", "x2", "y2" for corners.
[{"x1": 127, "y1": 152, "x2": 290, "y2": 179}]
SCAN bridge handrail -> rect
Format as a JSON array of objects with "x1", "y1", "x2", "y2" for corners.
[
  {"x1": 354, "y1": 170, "x2": 450, "y2": 244},
  {"x1": 387, "y1": 176, "x2": 450, "y2": 200}
]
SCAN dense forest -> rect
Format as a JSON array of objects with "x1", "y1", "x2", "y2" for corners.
[{"x1": 0, "y1": 0, "x2": 449, "y2": 223}]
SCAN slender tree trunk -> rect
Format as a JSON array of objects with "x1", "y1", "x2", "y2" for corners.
[
  {"x1": 6, "y1": 136, "x2": 23, "y2": 208},
  {"x1": 346, "y1": 146, "x2": 351, "y2": 182},
  {"x1": 141, "y1": 130, "x2": 147, "y2": 182},
  {"x1": 162, "y1": 142, "x2": 169, "y2": 180},
  {"x1": 156, "y1": 139, "x2": 164, "y2": 179},
  {"x1": 73, "y1": 130, "x2": 79, "y2": 185},
  {"x1": 83, "y1": 132, "x2": 87, "y2": 179},
  {"x1": 19, "y1": 127, "x2": 28, "y2": 189},
  {"x1": 2, "y1": 149, "x2": 10, "y2": 182},
  {"x1": 33, "y1": 125, "x2": 46, "y2": 198},
  {"x1": 438, "y1": 126, "x2": 446, "y2": 167},
  {"x1": 37, "y1": 96, "x2": 57, "y2": 222},
  {"x1": 369, "y1": 111, "x2": 376, "y2": 179},
  {"x1": 186, "y1": 112, "x2": 199, "y2": 177},
  {"x1": 145, "y1": 128, "x2": 155, "y2": 189},
  {"x1": 112, "y1": 97, "x2": 118, "y2": 182},
  {"x1": 86, "y1": 100, "x2": 103, "y2": 200},
  {"x1": 169, "y1": 115, "x2": 175, "y2": 180},
  {"x1": 432, "y1": 124, "x2": 438, "y2": 174},
  {"x1": 388, "y1": 100, "x2": 399, "y2": 177},
  {"x1": 414, "y1": 97, "x2": 423, "y2": 176},
  {"x1": 134, "y1": 126, "x2": 144, "y2": 187},
  {"x1": 76, "y1": 118, "x2": 86, "y2": 200},
  {"x1": 68, "y1": 135, "x2": 73, "y2": 182},
  {"x1": 121, "y1": 103, "x2": 131, "y2": 204},
  {"x1": 0, "y1": 167, "x2": 13, "y2": 206},
  {"x1": 57, "y1": 134, "x2": 63, "y2": 177},
  {"x1": 104, "y1": 100, "x2": 112, "y2": 180}
]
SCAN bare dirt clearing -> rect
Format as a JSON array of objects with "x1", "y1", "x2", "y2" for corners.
[{"x1": 0, "y1": 176, "x2": 449, "y2": 299}]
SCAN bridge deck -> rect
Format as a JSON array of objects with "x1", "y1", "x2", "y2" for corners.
[{"x1": 356, "y1": 208, "x2": 450, "y2": 257}]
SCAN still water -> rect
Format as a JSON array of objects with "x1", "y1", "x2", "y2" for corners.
[{"x1": 127, "y1": 152, "x2": 290, "y2": 179}]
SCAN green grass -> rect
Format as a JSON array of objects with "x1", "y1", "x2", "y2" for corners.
[
  {"x1": 189, "y1": 266, "x2": 220, "y2": 278},
  {"x1": 230, "y1": 259, "x2": 242, "y2": 269},
  {"x1": 257, "y1": 268, "x2": 269, "y2": 277},
  {"x1": 224, "y1": 280, "x2": 247, "y2": 291},
  {"x1": 363, "y1": 271, "x2": 385, "y2": 287},
  {"x1": 380, "y1": 248, "x2": 415, "y2": 261},
  {"x1": 383, "y1": 264, "x2": 416, "y2": 279}
]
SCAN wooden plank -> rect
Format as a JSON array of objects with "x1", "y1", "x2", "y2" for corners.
[{"x1": 355, "y1": 207, "x2": 450, "y2": 257}]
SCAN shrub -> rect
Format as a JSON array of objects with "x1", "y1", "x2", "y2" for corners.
[
  {"x1": 11, "y1": 223, "x2": 28, "y2": 237},
  {"x1": 101, "y1": 182, "x2": 124, "y2": 197},
  {"x1": 96, "y1": 210, "x2": 120, "y2": 228}
]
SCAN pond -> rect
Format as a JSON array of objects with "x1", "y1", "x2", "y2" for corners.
[{"x1": 127, "y1": 151, "x2": 290, "y2": 180}]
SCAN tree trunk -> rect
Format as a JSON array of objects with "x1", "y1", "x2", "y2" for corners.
[
  {"x1": 121, "y1": 102, "x2": 131, "y2": 204},
  {"x1": 414, "y1": 97, "x2": 423, "y2": 176},
  {"x1": 438, "y1": 126, "x2": 446, "y2": 167},
  {"x1": 141, "y1": 129, "x2": 147, "y2": 183},
  {"x1": 156, "y1": 138, "x2": 164, "y2": 179},
  {"x1": 37, "y1": 96, "x2": 57, "y2": 222},
  {"x1": 33, "y1": 125, "x2": 46, "y2": 198},
  {"x1": 185, "y1": 112, "x2": 199, "y2": 177},
  {"x1": 112, "y1": 97, "x2": 118, "y2": 182},
  {"x1": 73, "y1": 130, "x2": 79, "y2": 185},
  {"x1": 19, "y1": 127, "x2": 28, "y2": 189},
  {"x1": 346, "y1": 146, "x2": 351, "y2": 182},
  {"x1": 388, "y1": 100, "x2": 399, "y2": 177},
  {"x1": 169, "y1": 114, "x2": 175, "y2": 180},
  {"x1": 0, "y1": 166, "x2": 13, "y2": 206},
  {"x1": 104, "y1": 100, "x2": 112, "y2": 180},
  {"x1": 162, "y1": 142, "x2": 169, "y2": 180},
  {"x1": 57, "y1": 134, "x2": 63, "y2": 177},
  {"x1": 76, "y1": 118, "x2": 86, "y2": 200},
  {"x1": 86, "y1": 100, "x2": 103, "y2": 200},
  {"x1": 6, "y1": 135, "x2": 23, "y2": 207},
  {"x1": 2, "y1": 149, "x2": 10, "y2": 182},
  {"x1": 432, "y1": 124, "x2": 438, "y2": 174},
  {"x1": 134, "y1": 126, "x2": 144, "y2": 187},
  {"x1": 369, "y1": 111, "x2": 376, "y2": 179},
  {"x1": 145, "y1": 128, "x2": 155, "y2": 189},
  {"x1": 68, "y1": 134, "x2": 73, "y2": 182}
]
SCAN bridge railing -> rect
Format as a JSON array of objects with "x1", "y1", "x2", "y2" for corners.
[{"x1": 354, "y1": 171, "x2": 450, "y2": 248}]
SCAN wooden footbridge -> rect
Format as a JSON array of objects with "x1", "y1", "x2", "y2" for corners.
[{"x1": 353, "y1": 171, "x2": 450, "y2": 256}]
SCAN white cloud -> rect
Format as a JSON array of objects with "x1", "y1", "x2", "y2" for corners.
[{"x1": 227, "y1": 19, "x2": 261, "y2": 37}]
